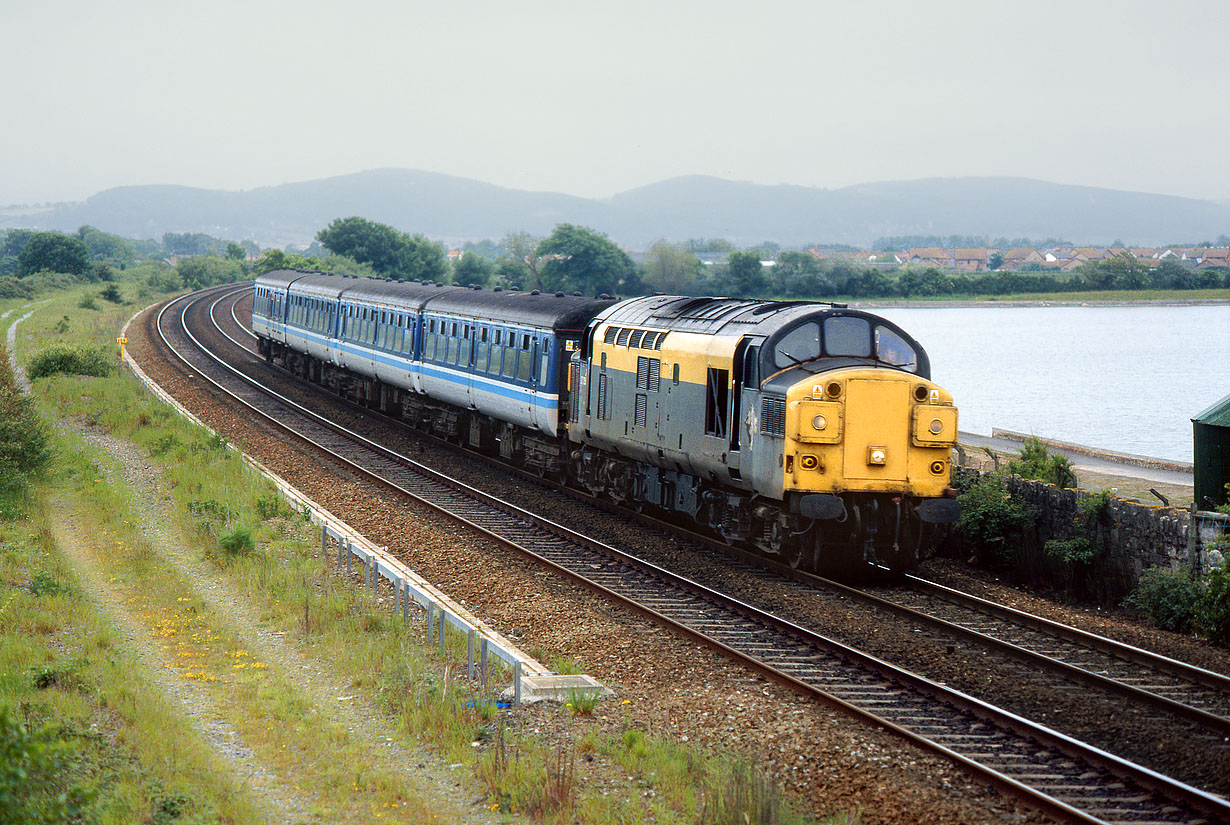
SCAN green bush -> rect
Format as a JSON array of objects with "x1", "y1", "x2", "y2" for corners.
[
  {"x1": 0, "y1": 347, "x2": 51, "y2": 497},
  {"x1": 219, "y1": 525, "x2": 255, "y2": 556},
  {"x1": 956, "y1": 472, "x2": 1037, "y2": 564},
  {"x1": 26, "y1": 345, "x2": 114, "y2": 379},
  {"x1": 99, "y1": 283, "x2": 122, "y2": 303},
  {"x1": 1197, "y1": 565, "x2": 1230, "y2": 645},
  {"x1": 1126, "y1": 567, "x2": 1204, "y2": 633},
  {"x1": 0, "y1": 704, "x2": 95, "y2": 824},
  {"x1": 1043, "y1": 536, "x2": 1096, "y2": 565},
  {"x1": 77, "y1": 295, "x2": 98, "y2": 310},
  {"x1": 1007, "y1": 437, "x2": 1078, "y2": 487},
  {"x1": 1044, "y1": 488, "x2": 1113, "y2": 566}
]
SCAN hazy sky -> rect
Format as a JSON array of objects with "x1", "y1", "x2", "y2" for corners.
[{"x1": 3, "y1": 0, "x2": 1228, "y2": 206}]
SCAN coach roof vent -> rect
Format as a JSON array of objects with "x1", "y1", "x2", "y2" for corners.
[
  {"x1": 531, "y1": 289, "x2": 541, "y2": 295},
  {"x1": 555, "y1": 291, "x2": 564, "y2": 297}
]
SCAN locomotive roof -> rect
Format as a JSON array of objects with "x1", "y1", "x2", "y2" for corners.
[
  {"x1": 594, "y1": 295, "x2": 860, "y2": 336},
  {"x1": 422, "y1": 288, "x2": 616, "y2": 333}
]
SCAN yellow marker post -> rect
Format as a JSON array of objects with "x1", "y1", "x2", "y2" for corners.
[{"x1": 116, "y1": 337, "x2": 128, "y2": 361}]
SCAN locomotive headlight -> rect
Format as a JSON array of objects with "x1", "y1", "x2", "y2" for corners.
[
  {"x1": 929, "y1": 418, "x2": 944, "y2": 434},
  {"x1": 867, "y1": 447, "x2": 887, "y2": 466},
  {"x1": 812, "y1": 414, "x2": 827, "y2": 431}
]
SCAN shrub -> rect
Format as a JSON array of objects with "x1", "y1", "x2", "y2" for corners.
[
  {"x1": 1007, "y1": 437, "x2": 1077, "y2": 487},
  {"x1": 77, "y1": 295, "x2": 98, "y2": 310},
  {"x1": 0, "y1": 348, "x2": 51, "y2": 495},
  {"x1": 1125, "y1": 567, "x2": 1204, "y2": 633},
  {"x1": 0, "y1": 704, "x2": 95, "y2": 824},
  {"x1": 219, "y1": 525, "x2": 255, "y2": 556},
  {"x1": 28, "y1": 572, "x2": 68, "y2": 596},
  {"x1": 99, "y1": 283, "x2": 122, "y2": 303},
  {"x1": 564, "y1": 688, "x2": 599, "y2": 717},
  {"x1": 1196, "y1": 565, "x2": 1230, "y2": 646},
  {"x1": 26, "y1": 345, "x2": 113, "y2": 379},
  {"x1": 1044, "y1": 488, "x2": 1113, "y2": 566},
  {"x1": 956, "y1": 472, "x2": 1036, "y2": 564}
]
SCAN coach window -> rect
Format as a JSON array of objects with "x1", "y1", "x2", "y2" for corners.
[
  {"x1": 539, "y1": 349, "x2": 550, "y2": 385},
  {"x1": 502, "y1": 341, "x2": 518, "y2": 379},
  {"x1": 459, "y1": 325, "x2": 472, "y2": 366},
  {"x1": 517, "y1": 346, "x2": 532, "y2": 383},
  {"x1": 476, "y1": 333, "x2": 489, "y2": 372}
]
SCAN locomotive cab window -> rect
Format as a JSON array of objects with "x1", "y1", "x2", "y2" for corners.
[
  {"x1": 773, "y1": 322, "x2": 820, "y2": 368},
  {"x1": 874, "y1": 325, "x2": 917, "y2": 371},
  {"x1": 824, "y1": 316, "x2": 871, "y2": 357}
]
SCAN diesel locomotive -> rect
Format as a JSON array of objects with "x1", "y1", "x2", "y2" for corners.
[{"x1": 252, "y1": 269, "x2": 960, "y2": 574}]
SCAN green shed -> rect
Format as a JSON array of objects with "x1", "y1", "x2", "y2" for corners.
[{"x1": 1193, "y1": 392, "x2": 1230, "y2": 509}]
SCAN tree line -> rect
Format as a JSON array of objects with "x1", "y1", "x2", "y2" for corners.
[{"x1": 3, "y1": 221, "x2": 1228, "y2": 304}]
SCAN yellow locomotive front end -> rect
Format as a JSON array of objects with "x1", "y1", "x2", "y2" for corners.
[
  {"x1": 774, "y1": 366, "x2": 960, "y2": 572},
  {"x1": 784, "y1": 370, "x2": 958, "y2": 499}
]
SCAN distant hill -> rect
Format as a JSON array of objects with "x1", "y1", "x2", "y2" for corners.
[{"x1": 3, "y1": 169, "x2": 1228, "y2": 248}]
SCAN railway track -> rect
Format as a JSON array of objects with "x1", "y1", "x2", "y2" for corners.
[{"x1": 146, "y1": 284, "x2": 1230, "y2": 824}]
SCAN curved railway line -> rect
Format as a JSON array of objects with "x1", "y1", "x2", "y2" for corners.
[{"x1": 141, "y1": 283, "x2": 1230, "y2": 825}]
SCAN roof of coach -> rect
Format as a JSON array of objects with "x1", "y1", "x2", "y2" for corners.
[
  {"x1": 340, "y1": 277, "x2": 463, "y2": 309},
  {"x1": 291, "y1": 272, "x2": 362, "y2": 299},
  {"x1": 255, "y1": 269, "x2": 327, "y2": 291},
  {"x1": 423, "y1": 288, "x2": 617, "y2": 333},
  {"x1": 594, "y1": 294, "x2": 861, "y2": 337}
]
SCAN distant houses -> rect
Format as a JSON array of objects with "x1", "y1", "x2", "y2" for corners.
[{"x1": 804, "y1": 244, "x2": 1230, "y2": 272}]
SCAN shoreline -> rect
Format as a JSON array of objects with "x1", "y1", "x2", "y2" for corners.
[{"x1": 850, "y1": 297, "x2": 1230, "y2": 309}]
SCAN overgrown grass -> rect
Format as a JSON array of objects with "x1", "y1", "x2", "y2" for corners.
[{"x1": 0, "y1": 504, "x2": 262, "y2": 823}]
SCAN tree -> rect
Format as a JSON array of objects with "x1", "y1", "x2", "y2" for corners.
[
  {"x1": 316, "y1": 217, "x2": 447, "y2": 282},
  {"x1": 536, "y1": 224, "x2": 635, "y2": 297},
  {"x1": 225, "y1": 242, "x2": 246, "y2": 261},
  {"x1": 897, "y1": 267, "x2": 954, "y2": 297},
  {"x1": 177, "y1": 256, "x2": 245, "y2": 287},
  {"x1": 641, "y1": 240, "x2": 702, "y2": 293},
  {"x1": 316, "y1": 217, "x2": 406, "y2": 273},
  {"x1": 397, "y1": 234, "x2": 448, "y2": 282},
  {"x1": 771, "y1": 250, "x2": 823, "y2": 295},
  {"x1": 988, "y1": 251, "x2": 1005, "y2": 270},
  {"x1": 75, "y1": 225, "x2": 137, "y2": 267},
  {"x1": 16, "y1": 233, "x2": 90, "y2": 278},
  {"x1": 497, "y1": 231, "x2": 546, "y2": 289},
  {"x1": 727, "y1": 251, "x2": 768, "y2": 297},
  {"x1": 453, "y1": 253, "x2": 494, "y2": 287}
]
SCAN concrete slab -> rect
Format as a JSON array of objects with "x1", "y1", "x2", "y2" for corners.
[{"x1": 510, "y1": 674, "x2": 615, "y2": 705}]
